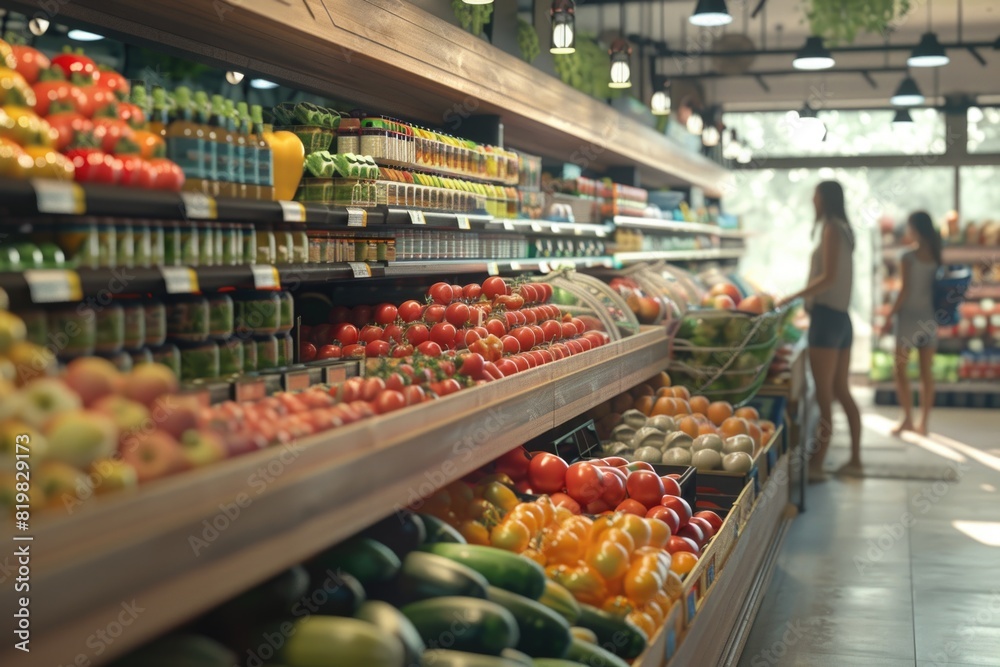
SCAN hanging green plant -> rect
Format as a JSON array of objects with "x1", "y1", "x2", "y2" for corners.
[
  {"x1": 517, "y1": 18, "x2": 540, "y2": 63},
  {"x1": 805, "y1": 0, "x2": 913, "y2": 45},
  {"x1": 452, "y1": 0, "x2": 493, "y2": 37},
  {"x1": 552, "y1": 34, "x2": 624, "y2": 100}
]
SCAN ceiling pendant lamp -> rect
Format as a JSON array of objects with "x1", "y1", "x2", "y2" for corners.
[
  {"x1": 702, "y1": 126, "x2": 721, "y2": 147},
  {"x1": 892, "y1": 109, "x2": 914, "y2": 125},
  {"x1": 908, "y1": 32, "x2": 950, "y2": 67},
  {"x1": 723, "y1": 129, "x2": 742, "y2": 160},
  {"x1": 461, "y1": 0, "x2": 493, "y2": 5},
  {"x1": 651, "y1": 89, "x2": 672, "y2": 115},
  {"x1": 891, "y1": 75, "x2": 925, "y2": 106},
  {"x1": 550, "y1": 0, "x2": 576, "y2": 55},
  {"x1": 793, "y1": 36, "x2": 835, "y2": 70},
  {"x1": 689, "y1": 0, "x2": 732, "y2": 27},
  {"x1": 686, "y1": 111, "x2": 704, "y2": 135},
  {"x1": 609, "y1": 39, "x2": 632, "y2": 89}
]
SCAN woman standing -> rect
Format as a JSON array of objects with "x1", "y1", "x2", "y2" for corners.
[
  {"x1": 777, "y1": 181, "x2": 863, "y2": 481},
  {"x1": 888, "y1": 211, "x2": 943, "y2": 435}
]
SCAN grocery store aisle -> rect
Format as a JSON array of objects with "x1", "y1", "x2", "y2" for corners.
[{"x1": 738, "y1": 391, "x2": 1000, "y2": 667}]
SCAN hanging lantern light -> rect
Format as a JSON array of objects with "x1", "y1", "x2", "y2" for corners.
[
  {"x1": 702, "y1": 126, "x2": 721, "y2": 147},
  {"x1": 723, "y1": 129, "x2": 742, "y2": 160},
  {"x1": 608, "y1": 39, "x2": 632, "y2": 89},
  {"x1": 550, "y1": 0, "x2": 576, "y2": 54},
  {"x1": 686, "y1": 111, "x2": 704, "y2": 135},
  {"x1": 650, "y1": 77, "x2": 671, "y2": 115}
]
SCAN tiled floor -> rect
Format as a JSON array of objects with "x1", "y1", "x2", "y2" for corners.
[{"x1": 738, "y1": 388, "x2": 1000, "y2": 667}]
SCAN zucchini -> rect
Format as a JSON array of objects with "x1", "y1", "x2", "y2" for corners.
[
  {"x1": 486, "y1": 586, "x2": 571, "y2": 658},
  {"x1": 574, "y1": 605, "x2": 646, "y2": 660},
  {"x1": 108, "y1": 634, "x2": 235, "y2": 666},
  {"x1": 568, "y1": 628, "x2": 597, "y2": 644},
  {"x1": 418, "y1": 543, "x2": 546, "y2": 600},
  {"x1": 305, "y1": 537, "x2": 401, "y2": 589},
  {"x1": 422, "y1": 649, "x2": 523, "y2": 667},
  {"x1": 501, "y1": 648, "x2": 533, "y2": 666},
  {"x1": 276, "y1": 616, "x2": 404, "y2": 667},
  {"x1": 373, "y1": 551, "x2": 488, "y2": 605},
  {"x1": 401, "y1": 596, "x2": 519, "y2": 656},
  {"x1": 420, "y1": 514, "x2": 467, "y2": 544},
  {"x1": 360, "y1": 511, "x2": 426, "y2": 558},
  {"x1": 313, "y1": 571, "x2": 366, "y2": 616},
  {"x1": 564, "y1": 637, "x2": 630, "y2": 667},
  {"x1": 538, "y1": 580, "x2": 581, "y2": 625},
  {"x1": 355, "y1": 601, "x2": 425, "y2": 667}
]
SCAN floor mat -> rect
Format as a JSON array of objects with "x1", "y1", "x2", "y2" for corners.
[{"x1": 825, "y1": 464, "x2": 959, "y2": 481}]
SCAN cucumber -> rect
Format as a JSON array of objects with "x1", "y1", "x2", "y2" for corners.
[
  {"x1": 538, "y1": 580, "x2": 581, "y2": 625},
  {"x1": 401, "y1": 597, "x2": 519, "y2": 656},
  {"x1": 418, "y1": 543, "x2": 546, "y2": 600},
  {"x1": 276, "y1": 616, "x2": 404, "y2": 667},
  {"x1": 360, "y1": 511, "x2": 426, "y2": 559},
  {"x1": 305, "y1": 537, "x2": 401, "y2": 589},
  {"x1": 574, "y1": 605, "x2": 646, "y2": 660},
  {"x1": 422, "y1": 649, "x2": 523, "y2": 667},
  {"x1": 374, "y1": 551, "x2": 488, "y2": 605},
  {"x1": 313, "y1": 571, "x2": 366, "y2": 616},
  {"x1": 501, "y1": 648, "x2": 533, "y2": 665},
  {"x1": 108, "y1": 634, "x2": 235, "y2": 666},
  {"x1": 564, "y1": 637, "x2": 630, "y2": 667},
  {"x1": 420, "y1": 514, "x2": 467, "y2": 544},
  {"x1": 355, "y1": 601, "x2": 425, "y2": 667},
  {"x1": 486, "y1": 586, "x2": 571, "y2": 658}
]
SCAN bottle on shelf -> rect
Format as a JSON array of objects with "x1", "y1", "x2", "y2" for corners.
[
  {"x1": 212, "y1": 94, "x2": 236, "y2": 198},
  {"x1": 165, "y1": 87, "x2": 207, "y2": 194},
  {"x1": 251, "y1": 104, "x2": 275, "y2": 201},
  {"x1": 147, "y1": 86, "x2": 170, "y2": 139},
  {"x1": 234, "y1": 101, "x2": 252, "y2": 200},
  {"x1": 193, "y1": 91, "x2": 217, "y2": 196}
]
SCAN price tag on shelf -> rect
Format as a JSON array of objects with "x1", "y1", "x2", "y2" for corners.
[
  {"x1": 408, "y1": 210, "x2": 426, "y2": 225},
  {"x1": 283, "y1": 369, "x2": 311, "y2": 392},
  {"x1": 502, "y1": 220, "x2": 514, "y2": 231},
  {"x1": 486, "y1": 262, "x2": 500, "y2": 277},
  {"x1": 530, "y1": 222, "x2": 543, "y2": 233},
  {"x1": 279, "y1": 200, "x2": 306, "y2": 223},
  {"x1": 685, "y1": 586, "x2": 698, "y2": 623},
  {"x1": 324, "y1": 364, "x2": 348, "y2": 385},
  {"x1": 250, "y1": 264, "x2": 281, "y2": 290},
  {"x1": 537, "y1": 261, "x2": 550, "y2": 274},
  {"x1": 509, "y1": 261, "x2": 522, "y2": 272},
  {"x1": 32, "y1": 179, "x2": 85, "y2": 215},
  {"x1": 23, "y1": 269, "x2": 82, "y2": 304},
  {"x1": 456, "y1": 215, "x2": 471, "y2": 230},
  {"x1": 574, "y1": 226, "x2": 584, "y2": 236},
  {"x1": 160, "y1": 267, "x2": 200, "y2": 294},
  {"x1": 180, "y1": 389, "x2": 212, "y2": 408},
  {"x1": 706, "y1": 557, "x2": 716, "y2": 587},
  {"x1": 347, "y1": 262, "x2": 371, "y2": 278},
  {"x1": 550, "y1": 224, "x2": 561, "y2": 234},
  {"x1": 234, "y1": 378, "x2": 267, "y2": 403},
  {"x1": 181, "y1": 192, "x2": 217, "y2": 220},
  {"x1": 346, "y1": 207, "x2": 367, "y2": 227}
]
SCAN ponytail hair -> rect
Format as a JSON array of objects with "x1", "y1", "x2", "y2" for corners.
[{"x1": 908, "y1": 211, "x2": 943, "y2": 265}]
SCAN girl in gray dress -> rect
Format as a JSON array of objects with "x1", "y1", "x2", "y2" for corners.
[{"x1": 888, "y1": 211, "x2": 943, "y2": 436}]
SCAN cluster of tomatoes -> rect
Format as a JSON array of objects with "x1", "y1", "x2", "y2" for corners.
[{"x1": 300, "y1": 277, "x2": 610, "y2": 377}]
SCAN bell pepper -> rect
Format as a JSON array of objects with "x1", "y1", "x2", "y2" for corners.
[
  {"x1": 32, "y1": 67, "x2": 84, "y2": 116},
  {"x1": 46, "y1": 103, "x2": 94, "y2": 152},
  {"x1": 261, "y1": 125, "x2": 304, "y2": 201},
  {"x1": 9, "y1": 43, "x2": 50, "y2": 85},
  {"x1": 0, "y1": 38, "x2": 14, "y2": 69},
  {"x1": 0, "y1": 105, "x2": 55, "y2": 147},
  {"x1": 0, "y1": 137, "x2": 31, "y2": 178},
  {"x1": 22, "y1": 145, "x2": 75, "y2": 180},
  {"x1": 0, "y1": 67, "x2": 36, "y2": 108}
]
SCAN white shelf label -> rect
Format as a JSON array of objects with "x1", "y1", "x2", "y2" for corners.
[
  {"x1": 251, "y1": 264, "x2": 281, "y2": 290},
  {"x1": 530, "y1": 222, "x2": 543, "y2": 233},
  {"x1": 348, "y1": 262, "x2": 371, "y2": 278},
  {"x1": 502, "y1": 220, "x2": 514, "y2": 231},
  {"x1": 32, "y1": 180, "x2": 84, "y2": 215},
  {"x1": 23, "y1": 269, "x2": 82, "y2": 304},
  {"x1": 234, "y1": 378, "x2": 267, "y2": 403},
  {"x1": 408, "y1": 210, "x2": 426, "y2": 225},
  {"x1": 456, "y1": 215, "x2": 471, "y2": 230},
  {"x1": 283, "y1": 369, "x2": 311, "y2": 392},
  {"x1": 487, "y1": 262, "x2": 500, "y2": 276},
  {"x1": 550, "y1": 224, "x2": 561, "y2": 234},
  {"x1": 509, "y1": 261, "x2": 522, "y2": 271},
  {"x1": 324, "y1": 365, "x2": 348, "y2": 385},
  {"x1": 181, "y1": 192, "x2": 217, "y2": 220},
  {"x1": 279, "y1": 201, "x2": 306, "y2": 223},
  {"x1": 346, "y1": 207, "x2": 367, "y2": 227},
  {"x1": 574, "y1": 226, "x2": 584, "y2": 236},
  {"x1": 160, "y1": 267, "x2": 200, "y2": 294},
  {"x1": 538, "y1": 261, "x2": 550, "y2": 274}
]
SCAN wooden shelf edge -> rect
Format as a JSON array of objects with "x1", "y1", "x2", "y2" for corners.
[{"x1": 9, "y1": 327, "x2": 669, "y2": 667}]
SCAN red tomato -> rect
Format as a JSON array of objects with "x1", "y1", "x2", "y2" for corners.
[
  {"x1": 577, "y1": 337, "x2": 593, "y2": 352},
  {"x1": 391, "y1": 344, "x2": 414, "y2": 358},
  {"x1": 384, "y1": 373, "x2": 407, "y2": 392},
  {"x1": 316, "y1": 344, "x2": 341, "y2": 360},
  {"x1": 522, "y1": 308, "x2": 537, "y2": 325},
  {"x1": 550, "y1": 492, "x2": 581, "y2": 514},
  {"x1": 661, "y1": 496, "x2": 692, "y2": 526},
  {"x1": 359, "y1": 325, "x2": 384, "y2": 344},
  {"x1": 445, "y1": 302, "x2": 470, "y2": 327},
  {"x1": 677, "y1": 524, "x2": 705, "y2": 548},
  {"x1": 536, "y1": 349, "x2": 553, "y2": 365},
  {"x1": 494, "y1": 447, "x2": 531, "y2": 481},
  {"x1": 331, "y1": 323, "x2": 359, "y2": 346},
  {"x1": 483, "y1": 361, "x2": 504, "y2": 380},
  {"x1": 374, "y1": 390, "x2": 406, "y2": 414},
  {"x1": 463, "y1": 283, "x2": 482, "y2": 301},
  {"x1": 328, "y1": 306, "x2": 351, "y2": 323},
  {"x1": 661, "y1": 476, "x2": 682, "y2": 497},
  {"x1": 458, "y1": 352, "x2": 485, "y2": 379},
  {"x1": 689, "y1": 516, "x2": 716, "y2": 541},
  {"x1": 503, "y1": 312, "x2": 518, "y2": 329},
  {"x1": 602, "y1": 456, "x2": 629, "y2": 467},
  {"x1": 416, "y1": 341, "x2": 442, "y2": 357},
  {"x1": 430, "y1": 322, "x2": 457, "y2": 348},
  {"x1": 667, "y1": 535, "x2": 699, "y2": 556},
  {"x1": 482, "y1": 277, "x2": 507, "y2": 300},
  {"x1": 341, "y1": 344, "x2": 365, "y2": 358},
  {"x1": 118, "y1": 154, "x2": 156, "y2": 189},
  {"x1": 694, "y1": 511, "x2": 724, "y2": 534},
  {"x1": 540, "y1": 320, "x2": 563, "y2": 342},
  {"x1": 646, "y1": 506, "x2": 680, "y2": 533},
  {"x1": 615, "y1": 498, "x2": 648, "y2": 516},
  {"x1": 382, "y1": 323, "x2": 404, "y2": 344},
  {"x1": 510, "y1": 355, "x2": 530, "y2": 373},
  {"x1": 484, "y1": 318, "x2": 507, "y2": 338},
  {"x1": 599, "y1": 469, "x2": 627, "y2": 505},
  {"x1": 457, "y1": 328, "x2": 481, "y2": 349},
  {"x1": 350, "y1": 305, "x2": 373, "y2": 328},
  {"x1": 65, "y1": 148, "x2": 120, "y2": 184},
  {"x1": 494, "y1": 294, "x2": 525, "y2": 310},
  {"x1": 403, "y1": 385, "x2": 426, "y2": 405},
  {"x1": 565, "y1": 340, "x2": 584, "y2": 355},
  {"x1": 512, "y1": 327, "x2": 536, "y2": 352},
  {"x1": 365, "y1": 340, "x2": 390, "y2": 357},
  {"x1": 526, "y1": 350, "x2": 546, "y2": 367},
  {"x1": 398, "y1": 300, "x2": 424, "y2": 323},
  {"x1": 300, "y1": 342, "x2": 317, "y2": 362},
  {"x1": 431, "y1": 378, "x2": 462, "y2": 396},
  {"x1": 405, "y1": 323, "x2": 429, "y2": 346},
  {"x1": 495, "y1": 358, "x2": 518, "y2": 376},
  {"x1": 500, "y1": 335, "x2": 520, "y2": 356},
  {"x1": 519, "y1": 352, "x2": 537, "y2": 369},
  {"x1": 520, "y1": 283, "x2": 540, "y2": 303},
  {"x1": 423, "y1": 304, "x2": 446, "y2": 324},
  {"x1": 428, "y1": 282, "x2": 454, "y2": 305},
  {"x1": 620, "y1": 462, "x2": 656, "y2": 473},
  {"x1": 374, "y1": 303, "x2": 398, "y2": 325},
  {"x1": 564, "y1": 462, "x2": 604, "y2": 505},
  {"x1": 625, "y1": 470, "x2": 665, "y2": 509},
  {"x1": 527, "y1": 452, "x2": 568, "y2": 494},
  {"x1": 46, "y1": 110, "x2": 93, "y2": 152},
  {"x1": 361, "y1": 377, "x2": 386, "y2": 402}
]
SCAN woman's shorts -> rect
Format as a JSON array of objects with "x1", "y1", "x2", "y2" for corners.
[{"x1": 808, "y1": 304, "x2": 853, "y2": 349}]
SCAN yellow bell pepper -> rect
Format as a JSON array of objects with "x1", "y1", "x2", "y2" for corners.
[
  {"x1": 0, "y1": 105, "x2": 55, "y2": 147},
  {"x1": 262, "y1": 125, "x2": 304, "y2": 201},
  {"x1": 0, "y1": 137, "x2": 32, "y2": 179},
  {"x1": 22, "y1": 145, "x2": 75, "y2": 180},
  {"x1": 0, "y1": 38, "x2": 15, "y2": 69},
  {"x1": 0, "y1": 67, "x2": 36, "y2": 108}
]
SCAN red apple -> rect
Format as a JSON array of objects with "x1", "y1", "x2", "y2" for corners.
[
  {"x1": 122, "y1": 363, "x2": 179, "y2": 407},
  {"x1": 737, "y1": 295, "x2": 765, "y2": 314},
  {"x1": 709, "y1": 282, "x2": 743, "y2": 303},
  {"x1": 119, "y1": 430, "x2": 183, "y2": 482},
  {"x1": 63, "y1": 357, "x2": 122, "y2": 406},
  {"x1": 701, "y1": 294, "x2": 736, "y2": 310}
]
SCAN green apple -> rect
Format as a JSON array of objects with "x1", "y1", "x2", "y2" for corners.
[
  {"x1": 0, "y1": 311, "x2": 27, "y2": 355},
  {"x1": 44, "y1": 409, "x2": 117, "y2": 468},
  {"x1": 35, "y1": 460, "x2": 89, "y2": 510},
  {"x1": 178, "y1": 428, "x2": 227, "y2": 468},
  {"x1": 17, "y1": 378, "x2": 83, "y2": 429},
  {"x1": 89, "y1": 458, "x2": 139, "y2": 495},
  {"x1": 92, "y1": 395, "x2": 151, "y2": 445}
]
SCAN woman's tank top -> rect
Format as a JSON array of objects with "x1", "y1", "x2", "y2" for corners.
[
  {"x1": 808, "y1": 217, "x2": 854, "y2": 312},
  {"x1": 899, "y1": 249, "x2": 937, "y2": 317}
]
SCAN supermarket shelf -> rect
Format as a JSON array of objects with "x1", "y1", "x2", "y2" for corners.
[
  {"x1": 872, "y1": 380, "x2": 999, "y2": 393},
  {"x1": 615, "y1": 248, "x2": 744, "y2": 263},
  {"x1": 882, "y1": 245, "x2": 1000, "y2": 264},
  {"x1": 967, "y1": 284, "x2": 1000, "y2": 299},
  {"x1": 487, "y1": 218, "x2": 613, "y2": 238},
  {"x1": 9, "y1": 327, "x2": 670, "y2": 667},
  {"x1": 613, "y1": 216, "x2": 746, "y2": 239},
  {"x1": 383, "y1": 256, "x2": 614, "y2": 277},
  {"x1": 381, "y1": 207, "x2": 492, "y2": 230}
]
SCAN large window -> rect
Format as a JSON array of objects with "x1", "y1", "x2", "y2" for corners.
[
  {"x1": 967, "y1": 107, "x2": 1000, "y2": 154},
  {"x1": 960, "y1": 166, "x2": 1000, "y2": 222}
]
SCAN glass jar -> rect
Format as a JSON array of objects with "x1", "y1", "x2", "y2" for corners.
[
  {"x1": 145, "y1": 301, "x2": 167, "y2": 347},
  {"x1": 218, "y1": 337, "x2": 244, "y2": 377},
  {"x1": 207, "y1": 294, "x2": 234, "y2": 340},
  {"x1": 234, "y1": 292, "x2": 281, "y2": 336},
  {"x1": 166, "y1": 295, "x2": 210, "y2": 343},
  {"x1": 178, "y1": 340, "x2": 220, "y2": 382},
  {"x1": 254, "y1": 334, "x2": 279, "y2": 371}
]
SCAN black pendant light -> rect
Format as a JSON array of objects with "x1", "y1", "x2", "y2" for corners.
[
  {"x1": 891, "y1": 76, "x2": 925, "y2": 106},
  {"x1": 689, "y1": 0, "x2": 732, "y2": 28},
  {"x1": 793, "y1": 36, "x2": 835, "y2": 70},
  {"x1": 908, "y1": 0, "x2": 950, "y2": 67},
  {"x1": 550, "y1": 0, "x2": 575, "y2": 55},
  {"x1": 892, "y1": 109, "x2": 914, "y2": 125}
]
